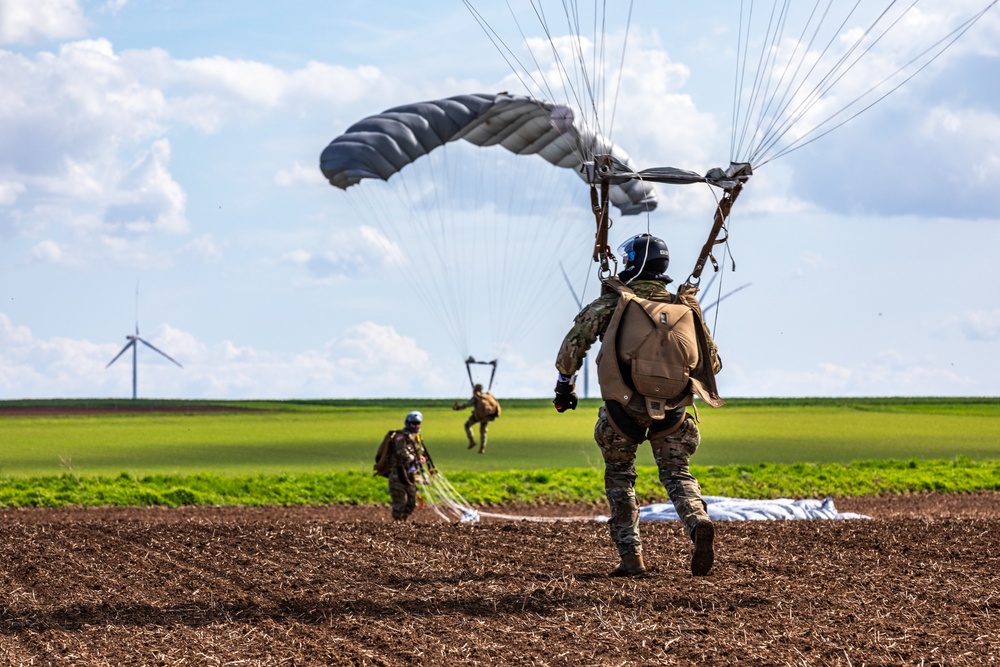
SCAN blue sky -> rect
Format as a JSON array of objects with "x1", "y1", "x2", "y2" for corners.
[{"x1": 1, "y1": 0, "x2": 998, "y2": 400}]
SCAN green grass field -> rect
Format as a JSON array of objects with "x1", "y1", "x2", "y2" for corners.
[
  {"x1": 1, "y1": 397, "x2": 997, "y2": 506},
  {"x1": 2, "y1": 397, "x2": 998, "y2": 476}
]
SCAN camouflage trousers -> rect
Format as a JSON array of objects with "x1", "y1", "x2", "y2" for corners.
[
  {"x1": 464, "y1": 417, "x2": 489, "y2": 450},
  {"x1": 387, "y1": 467, "x2": 418, "y2": 520},
  {"x1": 595, "y1": 405, "x2": 709, "y2": 557}
]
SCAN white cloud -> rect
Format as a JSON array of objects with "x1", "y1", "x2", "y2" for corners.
[
  {"x1": 0, "y1": 0, "x2": 87, "y2": 45},
  {"x1": 0, "y1": 312, "x2": 447, "y2": 399},
  {"x1": 0, "y1": 36, "x2": 398, "y2": 268},
  {"x1": 105, "y1": 139, "x2": 188, "y2": 235},
  {"x1": 182, "y1": 234, "x2": 223, "y2": 262},
  {"x1": 274, "y1": 161, "x2": 326, "y2": 188},
  {"x1": 958, "y1": 309, "x2": 1000, "y2": 341},
  {"x1": 280, "y1": 225, "x2": 405, "y2": 284},
  {"x1": 0, "y1": 180, "x2": 24, "y2": 206},
  {"x1": 29, "y1": 239, "x2": 71, "y2": 265},
  {"x1": 724, "y1": 348, "x2": 979, "y2": 398}
]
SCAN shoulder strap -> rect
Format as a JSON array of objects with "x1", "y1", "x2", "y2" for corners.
[{"x1": 602, "y1": 277, "x2": 635, "y2": 299}]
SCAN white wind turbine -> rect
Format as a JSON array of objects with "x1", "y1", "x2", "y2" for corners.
[{"x1": 105, "y1": 286, "x2": 182, "y2": 399}]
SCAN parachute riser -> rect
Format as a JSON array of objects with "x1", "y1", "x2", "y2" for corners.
[
  {"x1": 590, "y1": 155, "x2": 617, "y2": 279},
  {"x1": 685, "y1": 180, "x2": 745, "y2": 288},
  {"x1": 465, "y1": 356, "x2": 498, "y2": 392}
]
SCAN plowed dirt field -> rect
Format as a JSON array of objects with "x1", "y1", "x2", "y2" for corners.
[{"x1": 0, "y1": 493, "x2": 997, "y2": 666}]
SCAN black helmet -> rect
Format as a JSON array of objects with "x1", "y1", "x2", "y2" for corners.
[{"x1": 617, "y1": 233, "x2": 671, "y2": 284}]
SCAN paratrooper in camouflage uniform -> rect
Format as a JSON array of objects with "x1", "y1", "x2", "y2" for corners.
[
  {"x1": 553, "y1": 233, "x2": 722, "y2": 577},
  {"x1": 453, "y1": 383, "x2": 500, "y2": 453},
  {"x1": 387, "y1": 411, "x2": 426, "y2": 520}
]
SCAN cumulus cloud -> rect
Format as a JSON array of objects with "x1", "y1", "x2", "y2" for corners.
[
  {"x1": 0, "y1": 312, "x2": 446, "y2": 399},
  {"x1": 0, "y1": 34, "x2": 399, "y2": 268},
  {"x1": 280, "y1": 225, "x2": 405, "y2": 284},
  {"x1": 274, "y1": 161, "x2": 327, "y2": 188},
  {"x1": 724, "y1": 348, "x2": 979, "y2": 397},
  {"x1": 0, "y1": 0, "x2": 87, "y2": 45},
  {"x1": 958, "y1": 309, "x2": 1000, "y2": 341}
]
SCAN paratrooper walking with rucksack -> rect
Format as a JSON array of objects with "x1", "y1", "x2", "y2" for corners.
[
  {"x1": 553, "y1": 233, "x2": 724, "y2": 577},
  {"x1": 373, "y1": 411, "x2": 433, "y2": 520},
  {"x1": 453, "y1": 384, "x2": 501, "y2": 454}
]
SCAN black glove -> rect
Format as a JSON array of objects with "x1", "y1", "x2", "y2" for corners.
[{"x1": 553, "y1": 380, "x2": 578, "y2": 412}]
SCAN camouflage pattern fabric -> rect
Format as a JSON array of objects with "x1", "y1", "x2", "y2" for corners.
[
  {"x1": 387, "y1": 430, "x2": 422, "y2": 520},
  {"x1": 557, "y1": 278, "x2": 718, "y2": 560},
  {"x1": 463, "y1": 414, "x2": 489, "y2": 451},
  {"x1": 596, "y1": 406, "x2": 709, "y2": 556},
  {"x1": 387, "y1": 467, "x2": 418, "y2": 520}
]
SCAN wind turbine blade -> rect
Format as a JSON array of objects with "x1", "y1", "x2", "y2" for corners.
[
  {"x1": 105, "y1": 340, "x2": 135, "y2": 368},
  {"x1": 558, "y1": 261, "x2": 583, "y2": 309},
  {"x1": 701, "y1": 283, "x2": 752, "y2": 315},
  {"x1": 137, "y1": 337, "x2": 183, "y2": 368}
]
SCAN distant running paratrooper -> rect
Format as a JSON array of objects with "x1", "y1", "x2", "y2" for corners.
[{"x1": 453, "y1": 384, "x2": 501, "y2": 453}]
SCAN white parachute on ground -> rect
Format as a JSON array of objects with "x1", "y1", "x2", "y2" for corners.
[
  {"x1": 622, "y1": 496, "x2": 870, "y2": 522},
  {"x1": 417, "y1": 470, "x2": 870, "y2": 523}
]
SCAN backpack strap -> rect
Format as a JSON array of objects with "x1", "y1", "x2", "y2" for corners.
[{"x1": 602, "y1": 276, "x2": 635, "y2": 299}]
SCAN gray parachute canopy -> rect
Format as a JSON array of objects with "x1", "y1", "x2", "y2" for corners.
[{"x1": 319, "y1": 92, "x2": 657, "y2": 216}]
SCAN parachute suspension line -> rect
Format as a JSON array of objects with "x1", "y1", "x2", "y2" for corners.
[
  {"x1": 417, "y1": 468, "x2": 596, "y2": 524},
  {"x1": 529, "y1": 0, "x2": 609, "y2": 156},
  {"x1": 757, "y1": 0, "x2": 999, "y2": 167},
  {"x1": 462, "y1": 0, "x2": 549, "y2": 102},
  {"x1": 605, "y1": 0, "x2": 635, "y2": 146},
  {"x1": 746, "y1": 0, "x2": 900, "y2": 165},
  {"x1": 463, "y1": 0, "x2": 599, "y2": 170},
  {"x1": 746, "y1": 0, "x2": 843, "y2": 165},
  {"x1": 344, "y1": 190, "x2": 462, "y2": 352},
  {"x1": 730, "y1": 0, "x2": 750, "y2": 161},
  {"x1": 732, "y1": 0, "x2": 782, "y2": 162},
  {"x1": 702, "y1": 186, "x2": 740, "y2": 334},
  {"x1": 386, "y1": 160, "x2": 472, "y2": 356}
]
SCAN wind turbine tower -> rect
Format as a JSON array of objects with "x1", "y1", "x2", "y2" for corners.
[{"x1": 106, "y1": 287, "x2": 183, "y2": 399}]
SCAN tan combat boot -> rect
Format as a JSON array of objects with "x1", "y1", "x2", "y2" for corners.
[
  {"x1": 691, "y1": 519, "x2": 715, "y2": 576},
  {"x1": 610, "y1": 552, "x2": 647, "y2": 577}
]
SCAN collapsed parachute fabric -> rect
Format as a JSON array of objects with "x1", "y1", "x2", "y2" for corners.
[{"x1": 319, "y1": 92, "x2": 657, "y2": 216}]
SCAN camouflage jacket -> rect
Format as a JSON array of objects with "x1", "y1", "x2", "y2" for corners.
[
  {"x1": 555, "y1": 279, "x2": 722, "y2": 379},
  {"x1": 389, "y1": 429, "x2": 423, "y2": 471}
]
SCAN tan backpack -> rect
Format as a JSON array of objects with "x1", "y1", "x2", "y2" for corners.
[
  {"x1": 478, "y1": 392, "x2": 501, "y2": 421},
  {"x1": 373, "y1": 430, "x2": 396, "y2": 477},
  {"x1": 596, "y1": 278, "x2": 723, "y2": 419}
]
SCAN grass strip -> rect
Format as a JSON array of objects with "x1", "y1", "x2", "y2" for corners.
[{"x1": 1, "y1": 457, "x2": 997, "y2": 508}]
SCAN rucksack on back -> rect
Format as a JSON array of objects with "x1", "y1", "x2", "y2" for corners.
[
  {"x1": 480, "y1": 392, "x2": 501, "y2": 421},
  {"x1": 596, "y1": 278, "x2": 721, "y2": 419},
  {"x1": 373, "y1": 430, "x2": 396, "y2": 477}
]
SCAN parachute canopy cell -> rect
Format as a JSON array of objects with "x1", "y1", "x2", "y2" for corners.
[{"x1": 319, "y1": 92, "x2": 657, "y2": 216}]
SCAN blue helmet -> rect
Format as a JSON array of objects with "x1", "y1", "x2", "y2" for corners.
[{"x1": 405, "y1": 411, "x2": 423, "y2": 426}]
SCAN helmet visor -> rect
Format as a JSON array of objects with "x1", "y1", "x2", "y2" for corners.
[{"x1": 617, "y1": 234, "x2": 650, "y2": 272}]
